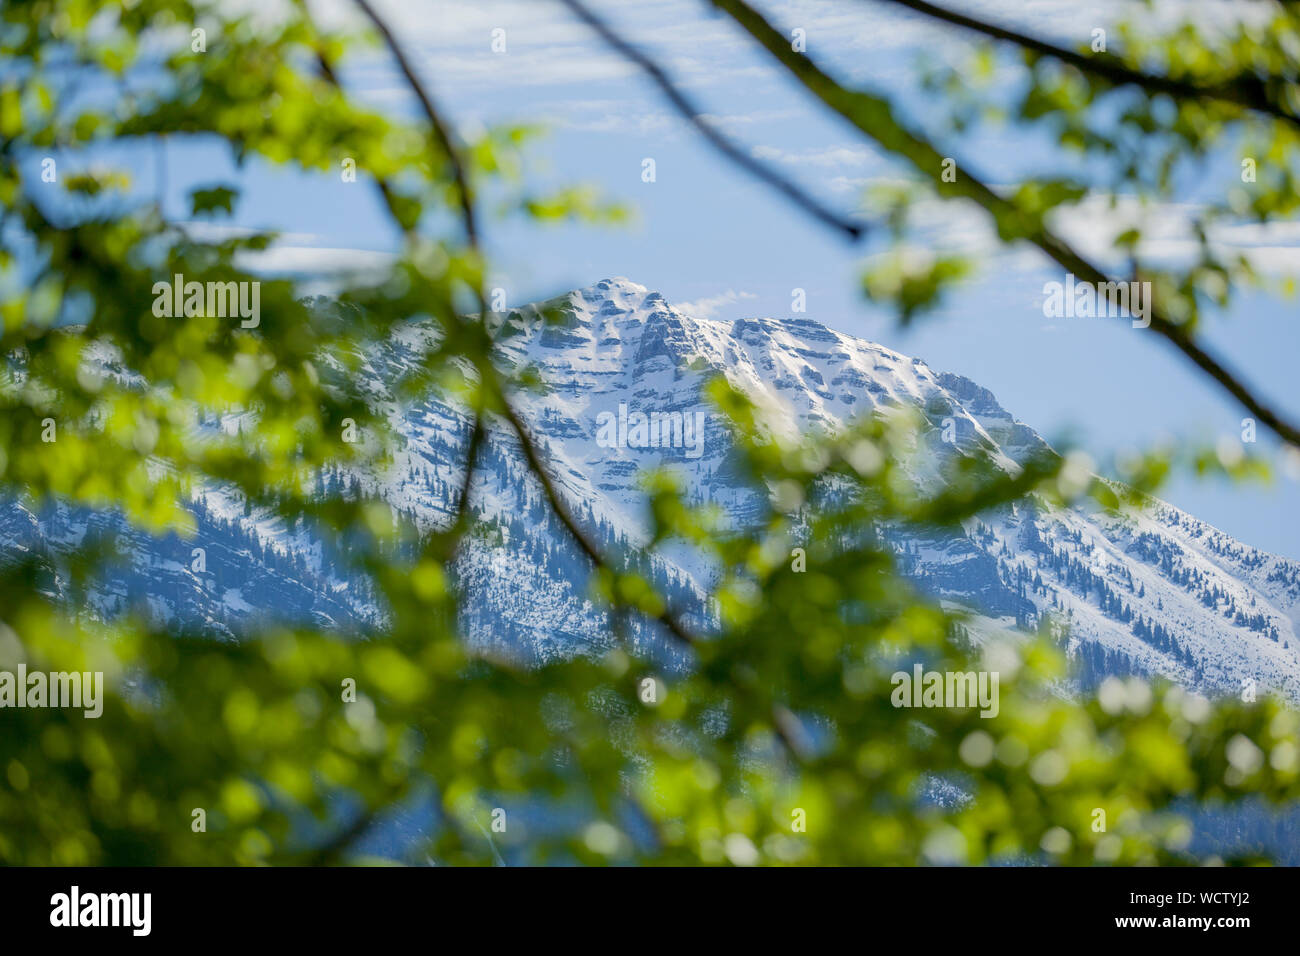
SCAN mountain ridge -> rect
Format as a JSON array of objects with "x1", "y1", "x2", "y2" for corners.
[{"x1": 4, "y1": 277, "x2": 1299, "y2": 700}]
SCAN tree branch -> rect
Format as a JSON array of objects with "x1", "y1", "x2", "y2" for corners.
[
  {"x1": 868, "y1": 0, "x2": 1300, "y2": 134},
  {"x1": 556, "y1": 0, "x2": 866, "y2": 242},
  {"x1": 493, "y1": 391, "x2": 700, "y2": 648},
  {"x1": 311, "y1": 3, "x2": 492, "y2": 547},
  {"x1": 451, "y1": 409, "x2": 484, "y2": 539},
  {"x1": 711, "y1": 0, "x2": 1300, "y2": 448},
  {"x1": 322, "y1": 0, "x2": 704, "y2": 647},
  {"x1": 352, "y1": 0, "x2": 480, "y2": 248}
]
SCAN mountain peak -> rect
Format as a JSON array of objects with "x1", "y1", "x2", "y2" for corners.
[
  {"x1": 16, "y1": 281, "x2": 1300, "y2": 704},
  {"x1": 575, "y1": 277, "x2": 650, "y2": 302}
]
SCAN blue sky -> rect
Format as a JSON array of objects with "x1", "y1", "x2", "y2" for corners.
[{"x1": 138, "y1": 0, "x2": 1300, "y2": 558}]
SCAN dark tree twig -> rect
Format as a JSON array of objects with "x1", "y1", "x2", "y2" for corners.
[
  {"x1": 711, "y1": 0, "x2": 1300, "y2": 448},
  {"x1": 495, "y1": 398, "x2": 699, "y2": 648},
  {"x1": 557, "y1": 0, "x2": 866, "y2": 242},
  {"x1": 314, "y1": 0, "x2": 708, "y2": 651},
  {"x1": 348, "y1": 0, "x2": 711, "y2": 649},
  {"x1": 353, "y1": 0, "x2": 480, "y2": 249},
  {"x1": 869, "y1": 0, "x2": 1300, "y2": 134}
]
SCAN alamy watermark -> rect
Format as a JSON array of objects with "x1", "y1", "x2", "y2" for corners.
[
  {"x1": 152, "y1": 273, "x2": 260, "y2": 328},
  {"x1": 0, "y1": 666, "x2": 103, "y2": 718},
  {"x1": 50, "y1": 886, "x2": 150, "y2": 936},
  {"x1": 595, "y1": 403, "x2": 707, "y2": 459},
  {"x1": 1042, "y1": 273, "x2": 1151, "y2": 328},
  {"x1": 891, "y1": 664, "x2": 1000, "y2": 718}
]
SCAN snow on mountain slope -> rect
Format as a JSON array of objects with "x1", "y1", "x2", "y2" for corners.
[
  {"x1": 5, "y1": 277, "x2": 1299, "y2": 698},
  {"x1": 424, "y1": 276, "x2": 1300, "y2": 696}
]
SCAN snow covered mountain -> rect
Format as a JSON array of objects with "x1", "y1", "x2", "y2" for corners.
[{"x1": 5, "y1": 277, "x2": 1300, "y2": 700}]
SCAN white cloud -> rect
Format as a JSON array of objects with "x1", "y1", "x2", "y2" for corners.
[
  {"x1": 236, "y1": 244, "x2": 396, "y2": 280},
  {"x1": 751, "y1": 144, "x2": 877, "y2": 168},
  {"x1": 1050, "y1": 196, "x2": 1300, "y2": 277},
  {"x1": 674, "y1": 288, "x2": 758, "y2": 319},
  {"x1": 827, "y1": 175, "x2": 872, "y2": 194},
  {"x1": 174, "y1": 223, "x2": 397, "y2": 281}
]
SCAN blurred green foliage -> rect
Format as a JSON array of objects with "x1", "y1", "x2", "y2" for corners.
[{"x1": 0, "y1": 0, "x2": 1298, "y2": 865}]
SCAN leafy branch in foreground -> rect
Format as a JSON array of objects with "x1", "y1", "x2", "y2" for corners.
[
  {"x1": 869, "y1": 0, "x2": 1300, "y2": 134},
  {"x1": 705, "y1": 0, "x2": 1300, "y2": 448},
  {"x1": 0, "y1": 0, "x2": 1296, "y2": 866}
]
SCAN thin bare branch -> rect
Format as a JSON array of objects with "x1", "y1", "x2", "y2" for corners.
[
  {"x1": 307, "y1": 4, "x2": 491, "y2": 558},
  {"x1": 494, "y1": 391, "x2": 700, "y2": 648},
  {"x1": 313, "y1": 0, "x2": 703, "y2": 649},
  {"x1": 352, "y1": 0, "x2": 480, "y2": 248},
  {"x1": 451, "y1": 409, "x2": 485, "y2": 538},
  {"x1": 557, "y1": 0, "x2": 866, "y2": 242}
]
